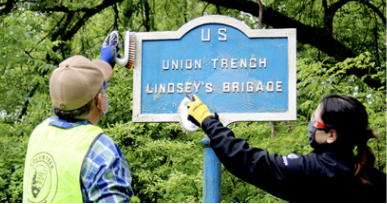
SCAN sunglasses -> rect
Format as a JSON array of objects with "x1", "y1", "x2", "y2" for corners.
[
  {"x1": 310, "y1": 111, "x2": 327, "y2": 129},
  {"x1": 103, "y1": 81, "x2": 108, "y2": 90}
]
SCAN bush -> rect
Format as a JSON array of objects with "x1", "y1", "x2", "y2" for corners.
[
  {"x1": 0, "y1": 135, "x2": 28, "y2": 203},
  {"x1": 0, "y1": 53, "x2": 385, "y2": 203}
]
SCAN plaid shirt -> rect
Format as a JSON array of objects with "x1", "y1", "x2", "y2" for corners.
[{"x1": 48, "y1": 116, "x2": 134, "y2": 203}]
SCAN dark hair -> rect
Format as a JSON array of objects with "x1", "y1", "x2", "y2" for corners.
[
  {"x1": 53, "y1": 87, "x2": 103, "y2": 120},
  {"x1": 319, "y1": 94, "x2": 378, "y2": 185}
]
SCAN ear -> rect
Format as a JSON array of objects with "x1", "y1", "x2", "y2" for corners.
[
  {"x1": 96, "y1": 92, "x2": 103, "y2": 111},
  {"x1": 327, "y1": 129, "x2": 338, "y2": 144}
]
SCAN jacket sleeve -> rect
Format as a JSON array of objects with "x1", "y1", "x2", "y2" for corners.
[{"x1": 201, "y1": 116, "x2": 320, "y2": 200}]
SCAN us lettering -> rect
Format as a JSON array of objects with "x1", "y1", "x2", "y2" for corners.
[{"x1": 201, "y1": 28, "x2": 227, "y2": 41}]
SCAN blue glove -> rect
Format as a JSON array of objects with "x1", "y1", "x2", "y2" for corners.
[{"x1": 100, "y1": 30, "x2": 122, "y2": 68}]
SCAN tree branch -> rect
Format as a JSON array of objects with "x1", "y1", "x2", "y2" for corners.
[
  {"x1": 216, "y1": 4, "x2": 221, "y2": 14},
  {"x1": 322, "y1": 0, "x2": 332, "y2": 32},
  {"x1": 144, "y1": 0, "x2": 151, "y2": 31},
  {"x1": 49, "y1": 0, "x2": 123, "y2": 53},
  {"x1": 18, "y1": 67, "x2": 50, "y2": 120},
  {"x1": 360, "y1": 0, "x2": 386, "y2": 25},
  {"x1": 257, "y1": 0, "x2": 263, "y2": 29},
  {"x1": 200, "y1": 0, "x2": 356, "y2": 60},
  {"x1": 373, "y1": 13, "x2": 380, "y2": 66},
  {"x1": 202, "y1": 2, "x2": 210, "y2": 15},
  {"x1": 17, "y1": 0, "x2": 125, "y2": 120},
  {"x1": 51, "y1": 12, "x2": 75, "y2": 44},
  {"x1": 269, "y1": 121, "x2": 275, "y2": 139},
  {"x1": 324, "y1": 0, "x2": 385, "y2": 33},
  {"x1": 113, "y1": 3, "x2": 119, "y2": 30},
  {"x1": 199, "y1": 0, "x2": 383, "y2": 89},
  {"x1": 0, "y1": 0, "x2": 14, "y2": 16}
]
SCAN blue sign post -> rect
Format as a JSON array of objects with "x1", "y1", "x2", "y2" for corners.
[
  {"x1": 200, "y1": 137, "x2": 221, "y2": 203},
  {"x1": 132, "y1": 15, "x2": 297, "y2": 202}
]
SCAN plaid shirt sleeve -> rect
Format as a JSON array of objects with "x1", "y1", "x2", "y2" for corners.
[{"x1": 80, "y1": 134, "x2": 134, "y2": 203}]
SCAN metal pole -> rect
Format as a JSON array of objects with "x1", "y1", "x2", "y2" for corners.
[{"x1": 200, "y1": 136, "x2": 221, "y2": 203}]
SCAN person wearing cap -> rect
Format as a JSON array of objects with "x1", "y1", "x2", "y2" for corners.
[
  {"x1": 186, "y1": 94, "x2": 386, "y2": 202},
  {"x1": 23, "y1": 31, "x2": 134, "y2": 203}
]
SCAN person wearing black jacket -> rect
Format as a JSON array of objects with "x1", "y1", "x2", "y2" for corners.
[{"x1": 187, "y1": 94, "x2": 386, "y2": 203}]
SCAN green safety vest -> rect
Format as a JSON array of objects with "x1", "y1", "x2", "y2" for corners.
[{"x1": 23, "y1": 119, "x2": 103, "y2": 203}]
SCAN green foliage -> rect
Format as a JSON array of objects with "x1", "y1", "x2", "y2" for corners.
[
  {"x1": 264, "y1": 0, "x2": 386, "y2": 63},
  {"x1": 105, "y1": 120, "x2": 205, "y2": 202},
  {"x1": 297, "y1": 52, "x2": 386, "y2": 171},
  {"x1": 0, "y1": 133, "x2": 28, "y2": 203}
]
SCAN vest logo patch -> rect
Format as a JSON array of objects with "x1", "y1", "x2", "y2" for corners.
[{"x1": 26, "y1": 152, "x2": 58, "y2": 203}]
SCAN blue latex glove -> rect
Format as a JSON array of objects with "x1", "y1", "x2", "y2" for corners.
[{"x1": 100, "y1": 30, "x2": 122, "y2": 68}]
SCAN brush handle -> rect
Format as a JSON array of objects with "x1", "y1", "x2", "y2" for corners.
[
  {"x1": 186, "y1": 94, "x2": 195, "y2": 102},
  {"x1": 116, "y1": 30, "x2": 130, "y2": 67}
]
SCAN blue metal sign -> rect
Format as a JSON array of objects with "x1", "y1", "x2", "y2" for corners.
[{"x1": 133, "y1": 15, "x2": 296, "y2": 124}]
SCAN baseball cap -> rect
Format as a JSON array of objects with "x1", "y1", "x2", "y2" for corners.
[{"x1": 50, "y1": 55, "x2": 112, "y2": 111}]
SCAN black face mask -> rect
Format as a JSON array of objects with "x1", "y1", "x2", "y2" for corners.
[{"x1": 308, "y1": 122, "x2": 329, "y2": 151}]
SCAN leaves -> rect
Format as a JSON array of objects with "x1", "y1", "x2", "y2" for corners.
[{"x1": 0, "y1": 135, "x2": 28, "y2": 202}]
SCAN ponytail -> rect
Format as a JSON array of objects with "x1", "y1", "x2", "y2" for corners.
[{"x1": 354, "y1": 129, "x2": 379, "y2": 185}]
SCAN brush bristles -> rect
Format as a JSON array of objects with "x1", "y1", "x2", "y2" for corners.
[
  {"x1": 178, "y1": 103, "x2": 196, "y2": 134},
  {"x1": 178, "y1": 104, "x2": 190, "y2": 134},
  {"x1": 125, "y1": 33, "x2": 136, "y2": 69}
]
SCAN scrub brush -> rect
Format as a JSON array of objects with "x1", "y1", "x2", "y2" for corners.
[
  {"x1": 178, "y1": 94, "x2": 199, "y2": 133},
  {"x1": 115, "y1": 30, "x2": 136, "y2": 69}
]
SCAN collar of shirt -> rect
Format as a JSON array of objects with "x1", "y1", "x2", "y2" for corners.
[{"x1": 48, "y1": 116, "x2": 92, "y2": 129}]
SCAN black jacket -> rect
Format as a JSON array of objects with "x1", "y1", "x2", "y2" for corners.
[{"x1": 202, "y1": 117, "x2": 387, "y2": 203}]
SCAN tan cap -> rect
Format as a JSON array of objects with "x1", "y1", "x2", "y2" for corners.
[{"x1": 50, "y1": 55, "x2": 112, "y2": 111}]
